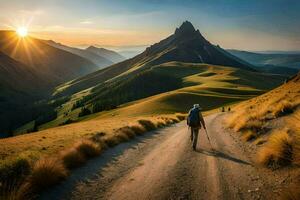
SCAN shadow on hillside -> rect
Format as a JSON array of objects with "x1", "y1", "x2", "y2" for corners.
[{"x1": 195, "y1": 148, "x2": 251, "y2": 166}]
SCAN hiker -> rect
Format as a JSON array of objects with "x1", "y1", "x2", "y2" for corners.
[{"x1": 187, "y1": 104, "x2": 206, "y2": 150}]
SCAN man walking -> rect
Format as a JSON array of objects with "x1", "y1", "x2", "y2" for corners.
[{"x1": 187, "y1": 104, "x2": 206, "y2": 150}]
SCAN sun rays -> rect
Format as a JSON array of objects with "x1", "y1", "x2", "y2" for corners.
[{"x1": 17, "y1": 27, "x2": 28, "y2": 37}]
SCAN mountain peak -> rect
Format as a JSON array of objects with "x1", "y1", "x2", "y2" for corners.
[{"x1": 175, "y1": 21, "x2": 197, "y2": 36}]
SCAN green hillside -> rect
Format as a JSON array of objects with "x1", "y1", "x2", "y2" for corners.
[{"x1": 27, "y1": 62, "x2": 285, "y2": 132}]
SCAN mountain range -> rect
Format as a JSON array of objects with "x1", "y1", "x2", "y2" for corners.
[
  {"x1": 0, "y1": 31, "x2": 124, "y2": 135},
  {"x1": 228, "y1": 49, "x2": 300, "y2": 75},
  {"x1": 55, "y1": 21, "x2": 254, "y2": 96},
  {"x1": 0, "y1": 21, "x2": 292, "y2": 136}
]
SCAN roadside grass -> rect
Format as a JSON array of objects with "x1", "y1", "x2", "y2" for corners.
[
  {"x1": 225, "y1": 75, "x2": 300, "y2": 168},
  {"x1": 256, "y1": 130, "x2": 293, "y2": 167},
  {"x1": 29, "y1": 158, "x2": 68, "y2": 190},
  {"x1": 60, "y1": 148, "x2": 86, "y2": 169},
  {"x1": 74, "y1": 140, "x2": 101, "y2": 158},
  {"x1": 0, "y1": 113, "x2": 186, "y2": 198},
  {"x1": 241, "y1": 130, "x2": 257, "y2": 142}
]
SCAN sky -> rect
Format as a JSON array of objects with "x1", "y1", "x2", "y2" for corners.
[{"x1": 0, "y1": 0, "x2": 300, "y2": 51}]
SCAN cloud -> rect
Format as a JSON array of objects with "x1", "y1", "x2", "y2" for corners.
[{"x1": 80, "y1": 20, "x2": 94, "y2": 25}]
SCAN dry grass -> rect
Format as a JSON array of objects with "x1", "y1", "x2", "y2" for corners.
[
  {"x1": 175, "y1": 113, "x2": 186, "y2": 121},
  {"x1": 0, "y1": 178, "x2": 33, "y2": 200},
  {"x1": 254, "y1": 138, "x2": 266, "y2": 145},
  {"x1": 257, "y1": 130, "x2": 293, "y2": 167},
  {"x1": 74, "y1": 140, "x2": 101, "y2": 158},
  {"x1": 117, "y1": 126, "x2": 136, "y2": 139},
  {"x1": 241, "y1": 130, "x2": 257, "y2": 142},
  {"x1": 60, "y1": 148, "x2": 86, "y2": 169},
  {"x1": 138, "y1": 119, "x2": 157, "y2": 131},
  {"x1": 0, "y1": 113, "x2": 184, "y2": 198},
  {"x1": 273, "y1": 100, "x2": 295, "y2": 118},
  {"x1": 129, "y1": 125, "x2": 146, "y2": 135},
  {"x1": 28, "y1": 158, "x2": 68, "y2": 190},
  {"x1": 226, "y1": 77, "x2": 300, "y2": 169},
  {"x1": 104, "y1": 136, "x2": 120, "y2": 147},
  {"x1": 0, "y1": 155, "x2": 31, "y2": 183}
]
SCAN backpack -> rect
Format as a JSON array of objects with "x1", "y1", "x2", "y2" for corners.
[{"x1": 187, "y1": 108, "x2": 201, "y2": 127}]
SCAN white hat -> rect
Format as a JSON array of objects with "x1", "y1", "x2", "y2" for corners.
[{"x1": 193, "y1": 104, "x2": 202, "y2": 110}]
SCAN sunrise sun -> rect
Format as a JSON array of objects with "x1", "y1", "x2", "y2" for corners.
[{"x1": 16, "y1": 27, "x2": 28, "y2": 37}]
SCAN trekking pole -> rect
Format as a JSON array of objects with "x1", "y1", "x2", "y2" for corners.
[{"x1": 204, "y1": 129, "x2": 213, "y2": 150}]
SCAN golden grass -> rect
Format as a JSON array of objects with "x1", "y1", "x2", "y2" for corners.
[
  {"x1": 273, "y1": 100, "x2": 295, "y2": 118},
  {"x1": 0, "y1": 155, "x2": 31, "y2": 183},
  {"x1": 74, "y1": 140, "x2": 101, "y2": 158},
  {"x1": 241, "y1": 130, "x2": 257, "y2": 142},
  {"x1": 254, "y1": 138, "x2": 266, "y2": 145},
  {"x1": 60, "y1": 148, "x2": 86, "y2": 169},
  {"x1": 128, "y1": 125, "x2": 146, "y2": 135},
  {"x1": 29, "y1": 158, "x2": 68, "y2": 190},
  {"x1": 0, "y1": 178, "x2": 33, "y2": 200},
  {"x1": 0, "y1": 112, "x2": 186, "y2": 198},
  {"x1": 257, "y1": 130, "x2": 293, "y2": 167},
  {"x1": 226, "y1": 76, "x2": 300, "y2": 169},
  {"x1": 138, "y1": 119, "x2": 157, "y2": 131}
]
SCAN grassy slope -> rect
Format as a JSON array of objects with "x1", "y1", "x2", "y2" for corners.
[
  {"x1": 226, "y1": 73, "x2": 300, "y2": 167},
  {"x1": 35, "y1": 62, "x2": 284, "y2": 130}
]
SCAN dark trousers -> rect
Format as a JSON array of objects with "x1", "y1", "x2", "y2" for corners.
[{"x1": 190, "y1": 127, "x2": 199, "y2": 149}]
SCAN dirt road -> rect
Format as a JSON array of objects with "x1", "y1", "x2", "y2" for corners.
[{"x1": 43, "y1": 113, "x2": 287, "y2": 200}]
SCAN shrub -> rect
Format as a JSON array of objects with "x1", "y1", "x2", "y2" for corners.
[
  {"x1": 116, "y1": 132, "x2": 130, "y2": 142},
  {"x1": 0, "y1": 180, "x2": 32, "y2": 200},
  {"x1": 233, "y1": 116, "x2": 263, "y2": 132},
  {"x1": 78, "y1": 107, "x2": 92, "y2": 117},
  {"x1": 117, "y1": 126, "x2": 136, "y2": 139},
  {"x1": 29, "y1": 158, "x2": 68, "y2": 190},
  {"x1": 138, "y1": 120, "x2": 156, "y2": 131},
  {"x1": 90, "y1": 132, "x2": 106, "y2": 143},
  {"x1": 129, "y1": 125, "x2": 145, "y2": 135},
  {"x1": 0, "y1": 156, "x2": 31, "y2": 183},
  {"x1": 104, "y1": 137, "x2": 120, "y2": 147},
  {"x1": 60, "y1": 148, "x2": 86, "y2": 169},
  {"x1": 156, "y1": 121, "x2": 166, "y2": 128},
  {"x1": 74, "y1": 140, "x2": 101, "y2": 158},
  {"x1": 257, "y1": 130, "x2": 293, "y2": 167},
  {"x1": 60, "y1": 118, "x2": 75, "y2": 126}
]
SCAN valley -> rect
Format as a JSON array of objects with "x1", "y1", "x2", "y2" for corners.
[{"x1": 0, "y1": 18, "x2": 299, "y2": 200}]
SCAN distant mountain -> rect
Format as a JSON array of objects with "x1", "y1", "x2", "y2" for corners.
[
  {"x1": 251, "y1": 65, "x2": 299, "y2": 76},
  {"x1": 0, "y1": 31, "x2": 99, "y2": 87},
  {"x1": 228, "y1": 49, "x2": 300, "y2": 69},
  {"x1": 55, "y1": 21, "x2": 254, "y2": 96},
  {"x1": 46, "y1": 40, "x2": 113, "y2": 68},
  {"x1": 117, "y1": 50, "x2": 141, "y2": 59},
  {"x1": 0, "y1": 51, "x2": 50, "y2": 136},
  {"x1": 0, "y1": 51, "x2": 47, "y2": 99},
  {"x1": 85, "y1": 46, "x2": 126, "y2": 63}
]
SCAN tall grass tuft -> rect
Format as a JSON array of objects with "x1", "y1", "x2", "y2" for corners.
[
  {"x1": 74, "y1": 140, "x2": 101, "y2": 158},
  {"x1": 60, "y1": 148, "x2": 86, "y2": 169},
  {"x1": 138, "y1": 120, "x2": 156, "y2": 131},
  {"x1": 129, "y1": 125, "x2": 146, "y2": 135},
  {"x1": 257, "y1": 130, "x2": 293, "y2": 167},
  {"x1": 29, "y1": 158, "x2": 68, "y2": 190},
  {"x1": 241, "y1": 130, "x2": 257, "y2": 142},
  {"x1": 117, "y1": 126, "x2": 136, "y2": 139}
]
